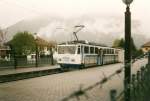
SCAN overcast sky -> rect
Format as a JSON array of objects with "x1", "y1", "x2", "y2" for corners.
[{"x1": 0, "y1": 0, "x2": 150, "y2": 37}]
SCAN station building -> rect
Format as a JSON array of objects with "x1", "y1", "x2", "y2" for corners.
[{"x1": 141, "y1": 41, "x2": 150, "y2": 53}]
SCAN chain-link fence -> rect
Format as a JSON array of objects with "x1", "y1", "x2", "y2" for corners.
[
  {"x1": 130, "y1": 64, "x2": 150, "y2": 101},
  {"x1": 60, "y1": 52, "x2": 150, "y2": 101}
]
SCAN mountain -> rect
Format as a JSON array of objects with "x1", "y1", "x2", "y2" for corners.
[
  {"x1": 5, "y1": 15, "x2": 150, "y2": 48},
  {"x1": 5, "y1": 15, "x2": 60, "y2": 40}
]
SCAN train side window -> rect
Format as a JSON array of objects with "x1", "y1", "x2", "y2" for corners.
[
  {"x1": 113, "y1": 49, "x2": 115, "y2": 54},
  {"x1": 107, "y1": 49, "x2": 109, "y2": 54},
  {"x1": 95, "y1": 47, "x2": 98, "y2": 54},
  {"x1": 90, "y1": 47, "x2": 94, "y2": 54},
  {"x1": 103, "y1": 49, "x2": 105, "y2": 54},
  {"x1": 110, "y1": 49, "x2": 112, "y2": 54},
  {"x1": 106, "y1": 49, "x2": 108, "y2": 54},
  {"x1": 112, "y1": 49, "x2": 114, "y2": 54},
  {"x1": 77, "y1": 46, "x2": 80, "y2": 54},
  {"x1": 103, "y1": 49, "x2": 106, "y2": 54},
  {"x1": 108, "y1": 49, "x2": 110, "y2": 54},
  {"x1": 84, "y1": 46, "x2": 89, "y2": 54},
  {"x1": 109, "y1": 49, "x2": 111, "y2": 54}
]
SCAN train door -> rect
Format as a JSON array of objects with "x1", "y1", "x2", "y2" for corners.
[
  {"x1": 81, "y1": 45, "x2": 84, "y2": 65},
  {"x1": 97, "y1": 48, "x2": 102, "y2": 65}
]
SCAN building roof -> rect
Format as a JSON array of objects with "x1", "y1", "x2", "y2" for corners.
[
  {"x1": 142, "y1": 41, "x2": 150, "y2": 47},
  {"x1": 0, "y1": 45, "x2": 10, "y2": 50}
]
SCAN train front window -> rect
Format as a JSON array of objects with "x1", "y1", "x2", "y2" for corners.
[
  {"x1": 77, "y1": 46, "x2": 80, "y2": 54},
  {"x1": 58, "y1": 46, "x2": 76, "y2": 54}
]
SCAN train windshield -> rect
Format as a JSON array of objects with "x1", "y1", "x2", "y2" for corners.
[{"x1": 58, "y1": 46, "x2": 76, "y2": 54}]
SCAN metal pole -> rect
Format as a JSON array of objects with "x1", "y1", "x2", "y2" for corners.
[
  {"x1": 10, "y1": 45, "x2": 17, "y2": 69},
  {"x1": 14, "y1": 51, "x2": 17, "y2": 69},
  {"x1": 35, "y1": 42, "x2": 38, "y2": 67},
  {"x1": 148, "y1": 51, "x2": 150, "y2": 65},
  {"x1": 124, "y1": 5, "x2": 131, "y2": 101},
  {"x1": 50, "y1": 47, "x2": 54, "y2": 65}
]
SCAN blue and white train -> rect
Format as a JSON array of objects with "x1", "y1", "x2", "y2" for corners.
[{"x1": 54, "y1": 40, "x2": 124, "y2": 69}]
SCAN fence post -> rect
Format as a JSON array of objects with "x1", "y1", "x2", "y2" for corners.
[
  {"x1": 140, "y1": 67, "x2": 144, "y2": 82},
  {"x1": 145, "y1": 64, "x2": 150, "y2": 100},
  {"x1": 148, "y1": 51, "x2": 150, "y2": 65},
  {"x1": 9, "y1": 45, "x2": 17, "y2": 69},
  {"x1": 110, "y1": 89, "x2": 117, "y2": 101},
  {"x1": 141, "y1": 67, "x2": 146, "y2": 101},
  {"x1": 131, "y1": 74, "x2": 136, "y2": 101},
  {"x1": 136, "y1": 71, "x2": 141, "y2": 101},
  {"x1": 14, "y1": 52, "x2": 17, "y2": 69},
  {"x1": 11, "y1": 46, "x2": 17, "y2": 69},
  {"x1": 50, "y1": 47, "x2": 54, "y2": 65},
  {"x1": 35, "y1": 42, "x2": 38, "y2": 67}
]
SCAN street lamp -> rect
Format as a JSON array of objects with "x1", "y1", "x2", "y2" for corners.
[
  {"x1": 122, "y1": 0, "x2": 133, "y2": 101},
  {"x1": 34, "y1": 33, "x2": 38, "y2": 67},
  {"x1": 122, "y1": 0, "x2": 133, "y2": 5}
]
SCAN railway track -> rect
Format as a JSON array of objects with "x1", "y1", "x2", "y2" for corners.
[
  {"x1": 0, "y1": 68, "x2": 63, "y2": 83},
  {"x1": 0, "y1": 63, "x2": 118, "y2": 83}
]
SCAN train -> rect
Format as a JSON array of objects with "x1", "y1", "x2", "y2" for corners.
[{"x1": 54, "y1": 40, "x2": 124, "y2": 69}]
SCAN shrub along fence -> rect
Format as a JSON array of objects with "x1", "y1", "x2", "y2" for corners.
[{"x1": 130, "y1": 64, "x2": 150, "y2": 101}]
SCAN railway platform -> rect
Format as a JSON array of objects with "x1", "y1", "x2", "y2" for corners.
[
  {"x1": 0, "y1": 65, "x2": 60, "y2": 83},
  {"x1": 0, "y1": 59, "x2": 147, "y2": 101},
  {"x1": 0, "y1": 65, "x2": 59, "y2": 76}
]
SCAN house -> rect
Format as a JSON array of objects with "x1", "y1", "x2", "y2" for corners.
[
  {"x1": 35, "y1": 36, "x2": 56, "y2": 56},
  {"x1": 141, "y1": 41, "x2": 150, "y2": 53},
  {"x1": 0, "y1": 45, "x2": 11, "y2": 60},
  {"x1": 27, "y1": 36, "x2": 56, "y2": 61}
]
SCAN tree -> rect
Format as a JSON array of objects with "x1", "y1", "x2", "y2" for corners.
[
  {"x1": 119, "y1": 38, "x2": 125, "y2": 48},
  {"x1": 112, "y1": 38, "x2": 124, "y2": 49},
  {"x1": 0, "y1": 27, "x2": 7, "y2": 47},
  {"x1": 9, "y1": 31, "x2": 35, "y2": 55},
  {"x1": 112, "y1": 39, "x2": 120, "y2": 48},
  {"x1": 112, "y1": 37, "x2": 143, "y2": 58}
]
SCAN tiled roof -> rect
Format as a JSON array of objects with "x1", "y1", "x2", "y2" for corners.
[{"x1": 142, "y1": 41, "x2": 150, "y2": 47}]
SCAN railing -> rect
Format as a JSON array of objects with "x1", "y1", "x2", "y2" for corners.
[{"x1": 0, "y1": 56, "x2": 55, "y2": 68}]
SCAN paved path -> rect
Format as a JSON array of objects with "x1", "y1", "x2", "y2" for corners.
[
  {"x1": 0, "y1": 59, "x2": 147, "y2": 101},
  {"x1": 0, "y1": 65, "x2": 60, "y2": 76}
]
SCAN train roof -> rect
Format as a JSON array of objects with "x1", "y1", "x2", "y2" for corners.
[{"x1": 58, "y1": 40, "x2": 107, "y2": 47}]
